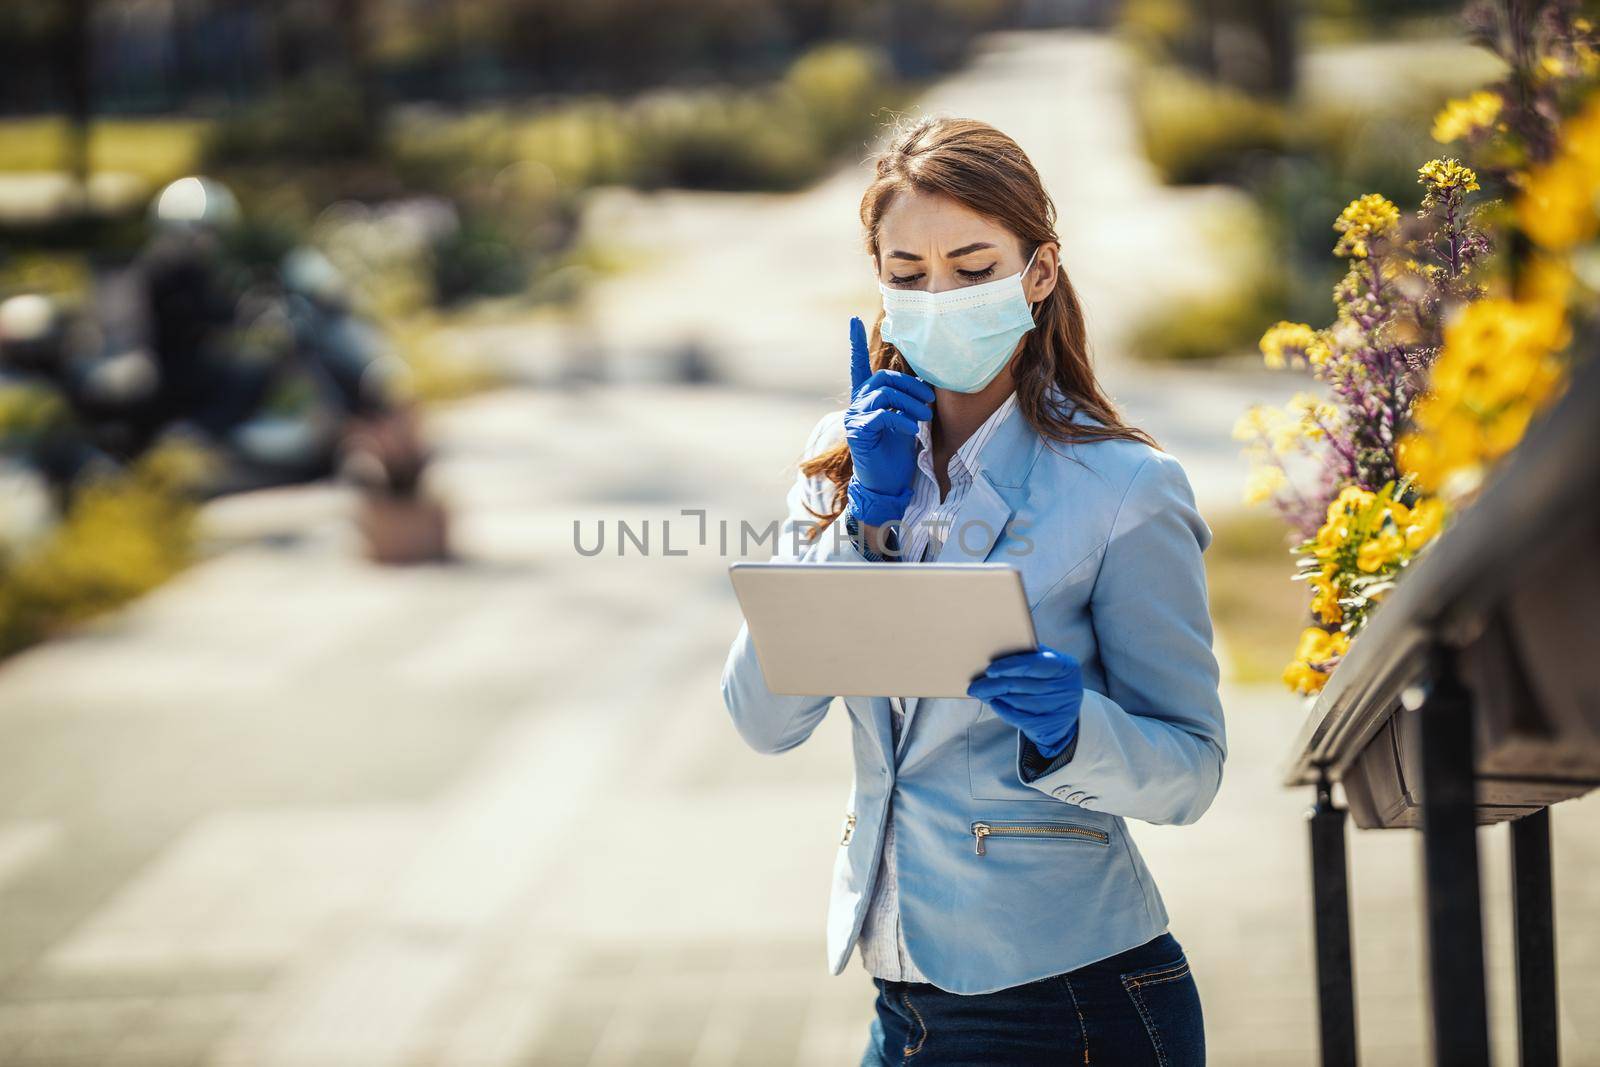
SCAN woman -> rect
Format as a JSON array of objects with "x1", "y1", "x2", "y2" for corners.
[{"x1": 721, "y1": 117, "x2": 1225, "y2": 1065}]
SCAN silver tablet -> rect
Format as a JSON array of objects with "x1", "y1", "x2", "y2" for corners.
[{"x1": 728, "y1": 561, "x2": 1037, "y2": 697}]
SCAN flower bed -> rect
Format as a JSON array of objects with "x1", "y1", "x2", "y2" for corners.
[{"x1": 1235, "y1": 3, "x2": 1599, "y2": 695}]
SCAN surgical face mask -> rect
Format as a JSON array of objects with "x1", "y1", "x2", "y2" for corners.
[{"x1": 878, "y1": 247, "x2": 1039, "y2": 393}]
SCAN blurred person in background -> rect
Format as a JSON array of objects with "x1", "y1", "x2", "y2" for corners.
[
  {"x1": 723, "y1": 118, "x2": 1226, "y2": 1065},
  {"x1": 137, "y1": 175, "x2": 269, "y2": 441}
]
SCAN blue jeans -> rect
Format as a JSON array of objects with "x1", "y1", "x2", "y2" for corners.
[{"x1": 859, "y1": 932, "x2": 1203, "y2": 1066}]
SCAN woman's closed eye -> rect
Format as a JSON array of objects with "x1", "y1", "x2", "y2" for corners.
[{"x1": 886, "y1": 264, "x2": 998, "y2": 287}]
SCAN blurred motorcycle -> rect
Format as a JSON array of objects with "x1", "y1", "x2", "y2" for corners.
[{"x1": 0, "y1": 175, "x2": 437, "y2": 545}]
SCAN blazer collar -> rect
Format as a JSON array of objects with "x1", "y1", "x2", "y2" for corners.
[
  {"x1": 975, "y1": 385, "x2": 1115, "y2": 487},
  {"x1": 967, "y1": 392, "x2": 1043, "y2": 489}
]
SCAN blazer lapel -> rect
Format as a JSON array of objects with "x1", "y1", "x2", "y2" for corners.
[{"x1": 932, "y1": 472, "x2": 1013, "y2": 565}]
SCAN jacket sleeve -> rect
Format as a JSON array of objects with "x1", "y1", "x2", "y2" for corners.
[
  {"x1": 721, "y1": 412, "x2": 866, "y2": 754},
  {"x1": 1017, "y1": 452, "x2": 1227, "y2": 824}
]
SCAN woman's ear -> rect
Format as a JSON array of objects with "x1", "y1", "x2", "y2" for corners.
[{"x1": 1024, "y1": 242, "x2": 1060, "y2": 303}]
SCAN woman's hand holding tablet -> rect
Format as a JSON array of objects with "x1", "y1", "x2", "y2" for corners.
[{"x1": 968, "y1": 646, "x2": 1084, "y2": 757}]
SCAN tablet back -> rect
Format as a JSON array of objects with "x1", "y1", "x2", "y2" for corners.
[{"x1": 728, "y1": 561, "x2": 1036, "y2": 697}]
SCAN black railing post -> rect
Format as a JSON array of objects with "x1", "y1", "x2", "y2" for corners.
[
  {"x1": 1417, "y1": 645, "x2": 1490, "y2": 1066},
  {"x1": 1307, "y1": 769, "x2": 1358, "y2": 1067},
  {"x1": 1511, "y1": 807, "x2": 1558, "y2": 1066}
]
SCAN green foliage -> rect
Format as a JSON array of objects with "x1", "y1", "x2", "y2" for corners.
[
  {"x1": 780, "y1": 43, "x2": 891, "y2": 160},
  {"x1": 628, "y1": 90, "x2": 830, "y2": 191},
  {"x1": 1134, "y1": 65, "x2": 1290, "y2": 185},
  {"x1": 0, "y1": 118, "x2": 208, "y2": 185},
  {"x1": 384, "y1": 41, "x2": 898, "y2": 304},
  {"x1": 204, "y1": 76, "x2": 381, "y2": 167},
  {"x1": 1129, "y1": 35, "x2": 1463, "y2": 331},
  {"x1": 0, "y1": 382, "x2": 70, "y2": 444},
  {"x1": 1131, "y1": 271, "x2": 1291, "y2": 362},
  {"x1": 0, "y1": 253, "x2": 91, "y2": 303},
  {"x1": 558, "y1": 44, "x2": 891, "y2": 191},
  {"x1": 0, "y1": 445, "x2": 204, "y2": 657},
  {"x1": 385, "y1": 39, "x2": 895, "y2": 307},
  {"x1": 1119, "y1": 0, "x2": 1196, "y2": 59},
  {"x1": 395, "y1": 42, "x2": 900, "y2": 196},
  {"x1": 431, "y1": 212, "x2": 531, "y2": 305},
  {"x1": 501, "y1": 105, "x2": 640, "y2": 190}
]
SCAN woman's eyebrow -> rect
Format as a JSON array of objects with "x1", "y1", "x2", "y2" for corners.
[{"x1": 885, "y1": 241, "x2": 997, "y2": 261}]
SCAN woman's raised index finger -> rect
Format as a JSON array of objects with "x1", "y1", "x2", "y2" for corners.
[{"x1": 848, "y1": 317, "x2": 871, "y2": 396}]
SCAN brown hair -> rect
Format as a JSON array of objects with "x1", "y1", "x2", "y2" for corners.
[{"x1": 802, "y1": 116, "x2": 1154, "y2": 530}]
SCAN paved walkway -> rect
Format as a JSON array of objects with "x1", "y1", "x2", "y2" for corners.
[
  {"x1": 2, "y1": 380, "x2": 1596, "y2": 1066},
  {"x1": 0, "y1": 29, "x2": 1597, "y2": 1067}
]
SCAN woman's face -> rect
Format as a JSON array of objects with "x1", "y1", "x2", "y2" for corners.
[{"x1": 874, "y1": 189, "x2": 1058, "y2": 301}]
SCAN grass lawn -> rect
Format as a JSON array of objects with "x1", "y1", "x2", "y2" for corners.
[
  {"x1": 0, "y1": 117, "x2": 211, "y2": 184},
  {"x1": 1205, "y1": 509, "x2": 1308, "y2": 686}
]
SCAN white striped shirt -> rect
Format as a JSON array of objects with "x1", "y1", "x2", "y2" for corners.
[{"x1": 857, "y1": 391, "x2": 1021, "y2": 984}]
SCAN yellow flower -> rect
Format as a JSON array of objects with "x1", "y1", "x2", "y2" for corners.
[
  {"x1": 1243, "y1": 464, "x2": 1286, "y2": 506},
  {"x1": 1259, "y1": 321, "x2": 1317, "y2": 369},
  {"x1": 1431, "y1": 90, "x2": 1503, "y2": 143},
  {"x1": 1313, "y1": 519, "x2": 1349, "y2": 561},
  {"x1": 1293, "y1": 626, "x2": 1351, "y2": 666},
  {"x1": 1333, "y1": 194, "x2": 1401, "y2": 259},
  {"x1": 1522, "y1": 253, "x2": 1575, "y2": 308},
  {"x1": 1418, "y1": 158, "x2": 1480, "y2": 194},
  {"x1": 1356, "y1": 528, "x2": 1405, "y2": 573},
  {"x1": 1395, "y1": 432, "x2": 1436, "y2": 489},
  {"x1": 1563, "y1": 96, "x2": 1600, "y2": 172},
  {"x1": 1402, "y1": 497, "x2": 1445, "y2": 551},
  {"x1": 1518, "y1": 153, "x2": 1600, "y2": 251},
  {"x1": 1232, "y1": 405, "x2": 1277, "y2": 443},
  {"x1": 1285, "y1": 621, "x2": 1353, "y2": 694},
  {"x1": 1402, "y1": 298, "x2": 1570, "y2": 492},
  {"x1": 1287, "y1": 391, "x2": 1337, "y2": 439},
  {"x1": 1233, "y1": 403, "x2": 1306, "y2": 456},
  {"x1": 1484, "y1": 399, "x2": 1535, "y2": 455},
  {"x1": 1518, "y1": 95, "x2": 1600, "y2": 251},
  {"x1": 1283, "y1": 659, "x2": 1329, "y2": 695},
  {"x1": 1310, "y1": 575, "x2": 1343, "y2": 625},
  {"x1": 1328, "y1": 484, "x2": 1375, "y2": 519}
]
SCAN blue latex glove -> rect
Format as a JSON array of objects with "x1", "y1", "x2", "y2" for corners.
[
  {"x1": 843, "y1": 316, "x2": 934, "y2": 527},
  {"x1": 967, "y1": 646, "x2": 1084, "y2": 758}
]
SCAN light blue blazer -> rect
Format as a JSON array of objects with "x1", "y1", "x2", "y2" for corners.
[{"x1": 720, "y1": 403, "x2": 1226, "y2": 995}]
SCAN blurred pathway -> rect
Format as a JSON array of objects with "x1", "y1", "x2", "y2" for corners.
[{"x1": 0, "y1": 28, "x2": 1598, "y2": 1067}]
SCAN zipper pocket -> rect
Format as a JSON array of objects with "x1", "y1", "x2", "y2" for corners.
[
  {"x1": 840, "y1": 812, "x2": 857, "y2": 846},
  {"x1": 971, "y1": 820, "x2": 1109, "y2": 856}
]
